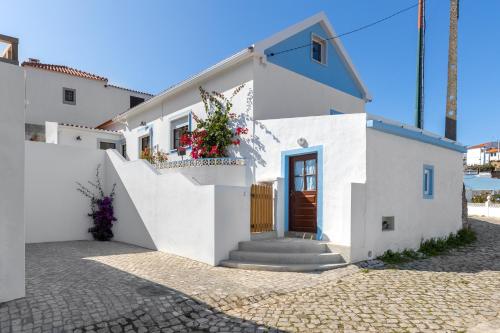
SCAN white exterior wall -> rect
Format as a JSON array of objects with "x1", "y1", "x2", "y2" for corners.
[
  {"x1": 251, "y1": 114, "x2": 367, "y2": 246},
  {"x1": 25, "y1": 142, "x2": 106, "y2": 243},
  {"x1": 466, "y1": 148, "x2": 485, "y2": 166},
  {"x1": 0, "y1": 62, "x2": 25, "y2": 302},
  {"x1": 24, "y1": 67, "x2": 151, "y2": 127},
  {"x1": 252, "y1": 60, "x2": 365, "y2": 120},
  {"x1": 350, "y1": 130, "x2": 463, "y2": 261},
  {"x1": 45, "y1": 122, "x2": 123, "y2": 150},
  {"x1": 105, "y1": 150, "x2": 251, "y2": 265},
  {"x1": 120, "y1": 59, "x2": 254, "y2": 161}
]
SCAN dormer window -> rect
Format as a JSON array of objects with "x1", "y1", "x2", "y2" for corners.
[{"x1": 311, "y1": 35, "x2": 326, "y2": 64}]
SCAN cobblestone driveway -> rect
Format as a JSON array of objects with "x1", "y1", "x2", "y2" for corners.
[{"x1": 1, "y1": 217, "x2": 499, "y2": 333}]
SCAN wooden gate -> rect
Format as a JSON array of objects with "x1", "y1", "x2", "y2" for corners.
[{"x1": 250, "y1": 184, "x2": 274, "y2": 233}]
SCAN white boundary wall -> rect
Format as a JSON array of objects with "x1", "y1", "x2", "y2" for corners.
[
  {"x1": 25, "y1": 142, "x2": 105, "y2": 243},
  {"x1": 105, "y1": 150, "x2": 251, "y2": 265},
  {"x1": 0, "y1": 62, "x2": 25, "y2": 302},
  {"x1": 468, "y1": 203, "x2": 500, "y2": 218}
]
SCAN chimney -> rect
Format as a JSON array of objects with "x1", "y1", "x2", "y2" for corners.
[{"x1": 28, "y1": 58, "x2": 40, "y2": 63}]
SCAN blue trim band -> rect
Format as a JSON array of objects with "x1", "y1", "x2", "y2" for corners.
[
  {"x1": 281, "y1": 145, "x2": 323, "y2": 240},
  {"x1": 367, "y1": 120, "x2": 466, "y2": 153}
]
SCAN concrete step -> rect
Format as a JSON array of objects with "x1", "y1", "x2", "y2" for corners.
[
  {"x1": 238, "y1": 238, "x2": 329, "y2": 253},
  {"x1": 229, "y1": 250, "x2": 343, "y2": 265},
  {"x1": 219, "y1": 260, "x2": 349, "y2": 272},
  {"x1": 285, "y1": 231, "x2": 317, "y2": 240}
]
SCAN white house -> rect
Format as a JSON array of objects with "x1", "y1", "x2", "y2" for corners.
[
  {"x1": 20, "y1": 58, "x2": 153, "y2": 141},
  {"x1": 93, "y1": 12, "x2": 466, "y2": 267},
  {"x1": 466, "y1": 142, "x2": 500, "y2": 166}
]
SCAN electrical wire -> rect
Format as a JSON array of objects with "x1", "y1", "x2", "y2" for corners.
[{"x1": 268, "y1": 2, "x2": 419, "y2": 57}]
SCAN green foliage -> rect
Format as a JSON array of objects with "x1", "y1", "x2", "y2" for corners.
[
  {"x1": 182, "y1": 85, "x2": 247, "y2": 159},
  {"x1": 468, "y1": 163, "x2": 495, "y2": 172},
  {"x1": 471, "y1": 193, "x2": 500, "y2": 203},
  {"x1": 378, "y1": 249, "x2": 422, "y2": 264},
  {"x1": 378, "y1": 228, "x2": 477, "y2": 264}
]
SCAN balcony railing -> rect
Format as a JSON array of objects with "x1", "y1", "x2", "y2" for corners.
[{"x1": 155, "y1": 157, "x2": 245, "y2": 170}]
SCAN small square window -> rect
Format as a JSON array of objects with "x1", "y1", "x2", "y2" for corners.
[
  {"x1": 63, "y1": 88, "x2": 76, "y2": 105},
  {"x1": 311, "y1": 35, "x2": 326, "y2": 64},
  {"x1": 423, "y1": 165, "x2": 434, "y2": 199}
]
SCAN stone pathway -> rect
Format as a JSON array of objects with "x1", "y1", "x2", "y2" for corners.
[{"x1": 0, "y1": 217, "x2": 499, "y2": 332}]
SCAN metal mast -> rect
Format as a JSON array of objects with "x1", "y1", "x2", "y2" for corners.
[
  {"x1": 415, "y1": 0, "x2": 426, "y2": 129},
  {"x1": 445, "y1": 0, "x2": 459, "y2": 140}
]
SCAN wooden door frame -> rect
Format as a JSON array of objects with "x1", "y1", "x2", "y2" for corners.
[{"x1": 281, "y1": 145, "x2": 324, "y2": 240}]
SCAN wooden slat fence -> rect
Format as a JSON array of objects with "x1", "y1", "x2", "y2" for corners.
[{"x1": 250, "y1": 184, "x2": 274, "y2": 233}]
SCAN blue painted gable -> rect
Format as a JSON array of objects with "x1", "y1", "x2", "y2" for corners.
[{"x1": 264, "y1": 23, "x2": 363, "y2": 99}]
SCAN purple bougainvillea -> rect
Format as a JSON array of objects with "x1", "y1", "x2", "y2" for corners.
[{"x1": 77, "y1": 165, "x2": 117, "y2": 241}]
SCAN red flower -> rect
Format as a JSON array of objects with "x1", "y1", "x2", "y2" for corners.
[
  {"x1": 209, "y1": 145, "x2": 218, "y2": 156},
  {"x1": 235, "y1": 127, "x2": 248, "y2": 136},
  {"x1": 232, "y1": 139, "x2": 241, "y2": 145},
  {"x1": 180, "y1": 133, "x2": 191, "y2": 146}
]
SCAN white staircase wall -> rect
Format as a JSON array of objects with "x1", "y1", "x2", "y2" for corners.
[{"x1": 105, "y1": 150, "x2": 251, "y2": 265}]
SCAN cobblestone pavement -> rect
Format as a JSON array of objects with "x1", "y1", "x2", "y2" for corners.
[{"x1": 1, "y1": 217, "x2": 499, "y2": 333}]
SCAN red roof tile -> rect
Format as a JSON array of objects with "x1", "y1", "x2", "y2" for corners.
[
  {"x1": 22, "y1": 61, "x2": 108, "y2": 81},
  {"x1": 106, "y1": 84, "x2": 154, "y2": 96}
]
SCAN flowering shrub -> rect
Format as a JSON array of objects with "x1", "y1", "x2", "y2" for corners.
[
  {"x1": 179, "y1": 85, "x2": 248, "y2": 159},
  {"x1": 140, "y1": 147, "x2": 168, "y2": 165},
  {"x1": 77, "y1": 165, "x2": 117, "y2": 241}
]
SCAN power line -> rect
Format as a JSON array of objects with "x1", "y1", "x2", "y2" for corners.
[{"x1": 268, "y1": 2, "x2": 419, "y2": 58}]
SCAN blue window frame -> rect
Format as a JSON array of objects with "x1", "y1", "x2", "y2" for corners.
[{"x1": 423, "y1": 165, "x2": 434, "y2": 199}]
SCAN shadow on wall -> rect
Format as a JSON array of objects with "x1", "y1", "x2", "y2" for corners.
[
  {"x1": 230, "y1": 88, "x2": 280, "y2": 181},
  {"x1": 380, "y1": 218, "x2": 500, "y2": 274},
  {"x1": 0, "y1": 241, "x2": 284, "y2": 332}
]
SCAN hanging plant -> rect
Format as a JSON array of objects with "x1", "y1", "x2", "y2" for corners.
[
  {"x1": 76, "y1": 165, "x2": 117, "y2": 241},
  {"x1": 179, "y1": 84, "x2": 248, "y2": 159}
]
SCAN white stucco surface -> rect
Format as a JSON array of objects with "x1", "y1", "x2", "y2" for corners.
[
  {"x1": 349, "y1": 129, "x2": 463, "y2": 261},
  {"x1": 253, "y1": 114, "x2": 368, "y2": 246},
  {"x1": 45, "y1": 122, "x2": 123, "y2": 150},
  {"x1": 468, "y1": 203, "x2": 500, "y2": 218},
  {"x1": 253, "y1": 60, "x2": 365, "y2": 120},
  {"x1": 25, "y1": 142, "x2": 105, "y2": 243},
  {"x1": 0, "y1": 62, "x2": 25, "y2": 302},
  {"x1": 119, "y1": 59, "x2": 254, "y2": 161},
  {"x1": 24, "y1": 66, "x2": 152, "y2": 127},
  {"x1": 106, "y1": 150, "x2": 251, "y2": 265}
]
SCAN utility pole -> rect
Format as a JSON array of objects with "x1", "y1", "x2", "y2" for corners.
[
  {"x1": 415, "y1": 0, "x2": 425, "y2": 129},
  {"x1": 445, "y1": 0, "x2": 459, "y2": 140}
]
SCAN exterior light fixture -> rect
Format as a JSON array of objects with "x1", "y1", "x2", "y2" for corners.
[
  {"x1": 76, "y1": 135, "x2": 82, "y2": 141},
  {"x1": 140, "y1": 121, "x2": 146, "y2": 126},
  {"x1": 297, "y1": 137, "x2": 308, "y2": 148}
]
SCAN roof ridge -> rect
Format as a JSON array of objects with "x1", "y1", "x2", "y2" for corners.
[{"x1": 21, "y1": 60, "x2": 108, "y2": 82}]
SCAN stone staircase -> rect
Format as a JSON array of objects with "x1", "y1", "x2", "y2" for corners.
[{"x1": 219, "y1": 238, "x2": 348, "y2": 272}]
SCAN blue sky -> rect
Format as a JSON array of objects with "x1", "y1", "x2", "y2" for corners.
[{"x1": 1, "y1": 0, "x2": 498, "y2": 145}]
